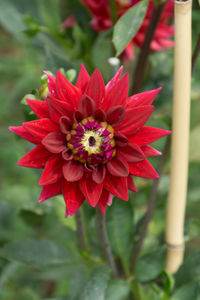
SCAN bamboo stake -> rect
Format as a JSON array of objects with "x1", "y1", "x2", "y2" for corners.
[{"x1": 165, "y1": 0, "x2": 192, "y2": 274}]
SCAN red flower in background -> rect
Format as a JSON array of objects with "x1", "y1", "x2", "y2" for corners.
[
  {"x1": 9, "y1": 66, "x2": 170, "y2": 216},
  {"x1": 81, "y1": 0, "x2": 174, "y2": 59}
]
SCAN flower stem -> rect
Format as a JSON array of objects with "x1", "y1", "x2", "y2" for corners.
[
  {"x1": 192, "y1": 32, "x2": 200, "y2": 73},
  {"x1": 131, "y1": 1, "x2": 166, "y2": 94},
  {"x1": 130, "y1": 137, "x2": 170, "y2": 272},
  {"x1": 75, "y1": 209, "x2": 88, "y2": 252},
  {"x1": 96, "y1": 208, "x2": 119, "y2": 277},
  {"x1": 109, "y1": 0, "x2": 117, "y2": 25}
]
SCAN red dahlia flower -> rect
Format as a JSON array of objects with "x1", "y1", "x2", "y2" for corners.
[
  {"x1": 9, "y1": 66, "x2": 170, "y2": 216},
  {"x1": 81, "y1": 0, "x2": 174, "y2": 59}
]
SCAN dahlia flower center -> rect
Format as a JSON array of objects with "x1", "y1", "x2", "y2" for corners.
[{"x1": 66, "y1": 116, "x2": 116, "y2": 165}]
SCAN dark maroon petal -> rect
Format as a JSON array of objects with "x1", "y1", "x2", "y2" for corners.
[
  {"x1": 39, "y1": 155, "x2": 63, "y2": 185},
  {"x1": 95, "y1": 108, "x2": 106, "y2": 121},
  {"x1": 127, "y1": 175, "x2": 138, "y2": 193},
  {"x1": 56, "y1": 70, "x2": 81, "y2": 108},
  {"x1": 9, "y1": 126, "x2": 40, "y2": 144},
  {"x1": 80, "y1": 176, "x2": 103, "y2": 207},
  {"x1": 78, "y1": 95, "x2": 96, "y2": 118},
  {"x1": 129, "y1": 159, "x2": 159, "y2": 179},
  {"x1": 26, "y1": 99, "x2": 49, "y2": 119},
  {"x1": 103, "y1": 73, "x2": 129, "y2": 111},
  {"x1": 23, "y1": 119, "x2": 58, "y2": 140},
  {"x1": 106, "y1": 105, "x2": 125, "y2": 127},
  {"x1": 107, "y1": 156, "x2": 129, "y2": 177},
  {"x1": 47, "y1": 96, "x2": 73, "y2": 123},
  {"x1": 117, "y1": 143, "x2": 144, "y2": 163},
  {"x1": 114, "y1": 132, "x2": 128, "y2": 147},
  {"x1": 73, "y1": 111, "x2": 84, "y2": 123},
  {"x1": 39, "y1": 180, "x2": 63, "y2": 202},
  {"x1": 116, "y1": 105, "x2": 155, "y2": 136},
  {"x1": 105, "y1": 66, "x2": 123, "y2": 91},
  {"x1": 86, "y1": 69, "x2": 105, "y2": 106},
  {"x1": 76, "y1": 64, "x2": 90, "y2": 93},
  {"x1": 129, "y1": 126, "x2": 171, "y2": 145},
  {"x1": 104, "y1": 174, "x2": 128, "y2": 201},
  {"x1": 63, "y1": 160, "x2": 84, "y2": 182},
  {"x1": 97, "y1": 189, "x2": 113, "y2": 215},
  {"x1": 126, "y1": 88, "x2": 162, "y2": 109},
  {"x1": 17, "y1": 145, "x2": 51, "y2": 168},
  {"x1": 42, "y1": 131, "x2": 66, "y2": 153},
  {"x1": 44, "y1": 71, "x2": 57, "y2": 98},
  {"x1": 62, "y1": 149, "x2": 73, "y2": 160},
  {"x1": 63, "y1": 181, "x2": 85, "y2": 216},
  {"x1": 92, "y1": 165, "x2": 106, "y2": 184},
  {"x1": 141, "y1": 145, "x2": 162, "y2": 157},
  {"x1": 59, "y1": 116, "x2": 72, "y2": 134}
]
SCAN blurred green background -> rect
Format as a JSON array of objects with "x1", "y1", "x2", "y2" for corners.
[{"x1": 0, "y1": 0, "x2": 200, "y2": 299}]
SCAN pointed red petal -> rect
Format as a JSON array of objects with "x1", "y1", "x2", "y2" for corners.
[
  {"x1": 39, "y1": 180, "x2": 63, "y2": 202},
  {"x1": 76, "y1": 64, "x2": 90, "y2": 93},
  {"x1": 126, "y1": 88, "x2": 162, "y2": 109},
  {"x1": 103, "y1": 73, "x2": 129, "y2": 111},
  {"x1": 104, "y1": 174, "x2": 128, "y2": 201},
  {"x1": 47, "y1": 96, "x2": 73, "y2": 123},
  {"x1": 80, "y1": 176, "x2": 103, "y2": 207},
  {"x1": 42, "y1": 131, "x2": 66, "y2": 153},
  {"x1": 56, "y1": 70, "x2": 81, "y2": 108},
  {"x1": 44, "y1": 71, "x2": 57, "y2": 98},
  {"x1": 141, "y1": 145, "x2": 162, "y2": 157},
  {"x1": 86, "y1": 69, "x2": 105, "y2": 106},
  {"x1": 106, "y1": 105, "x2": 125, "y2": 127},
  {"x1": 127, "y1": 174, "x2": 138, "y2": 193},
  {"x1": 63, "y1": 160, "x2": 84, "y2": 182},
  {"x1": 116, "y1": 106, "x2": 154, "y2": 136},
  {"x1": 9, "y1": 126, "x2": 39, "y2": 144},
  {"x1": 18, "y1": 145, "x2": 51, "y2": 168},
  {"x1": 39, "y1": 155, "x2": 63, "y2": 185},
  {"x1": 26, "y1": 99, "x2": 49, "y2": 119},
  {"x1": 23, "y1": 119, "x2": 58, "y2": 140},
  {"x1": 107, "y1": 156, "x2": 129, "y2": 177},
  {"x1": 129, "y1": 126, "x2": 171, "y2": 145},
  {"x1": 129, "y1": 159, "x2": 159, "y2": 179},
  {"x1": 97, "y1": 189, "x2": 113, "y2": 215},
  {"x1": 92, "y1": 165, "x2": 106, "y2": 184},
  {"x1": 78, "y1": 95, "x2": 96, "y2": 118},
  {"x1": 117, "y1": 143, "x2": 144, "y2": 163},
  {"x1": 63, "y1": 181, "x2": 85, "y2": 216},
  {"x1": 105, "y1": 66, "x2": 123, "y2": 91}
]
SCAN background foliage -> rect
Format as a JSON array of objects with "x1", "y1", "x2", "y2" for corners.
[{"x1": 0, "y1": 0, "x2": 200, "y2": 299}]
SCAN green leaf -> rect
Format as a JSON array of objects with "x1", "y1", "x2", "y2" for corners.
[
  {"x1": 189, "y1": 125, "x2": 200, "y2": 162},
  {"x1": 113, "y1": 0, "x2": 148, "y2": 56},
  {"x1": 0, "y1": 239, "x2": 72, "y2": 267},
  {"x1": 0, "y1": 0, "x2": 25, "y2": 36},
  {"x1": 173, "y1": 280, "x2": 200, "y2": 300},
  {"x1": 134, "y1": 248, "x2": 165, "y2": 282},
  {"x1": 37, "y1": 0, "x2": 61, "y2": 31},
  {"x1": 81, "y1": 266, "x2": 111, "y2": 300},
  {"x1": 161, "y1": 270, "x2": 175, "y2": 295},
  {"x1": 106, "y1": 198, "x2": 134, "y2": 275},
  {"x1": 91, "y1": 33, "x2": 113, "y2": 82},
  {"x1": 105, "y1": 279, "x2": 131, "y2": 300},
  {"x1": 175, "y1": 252, "x2": 200, "y2": 287}
]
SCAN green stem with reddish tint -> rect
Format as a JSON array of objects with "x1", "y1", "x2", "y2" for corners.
[
  {"x1": 96, "y1": 208, "x2": 119, "y2": 277},
  {"x1": 75, "y1": 209, "x2": 88, "y2": 252},
  {"x1": 132, "y1": 1, "x2": 166, "y2": 94}
]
